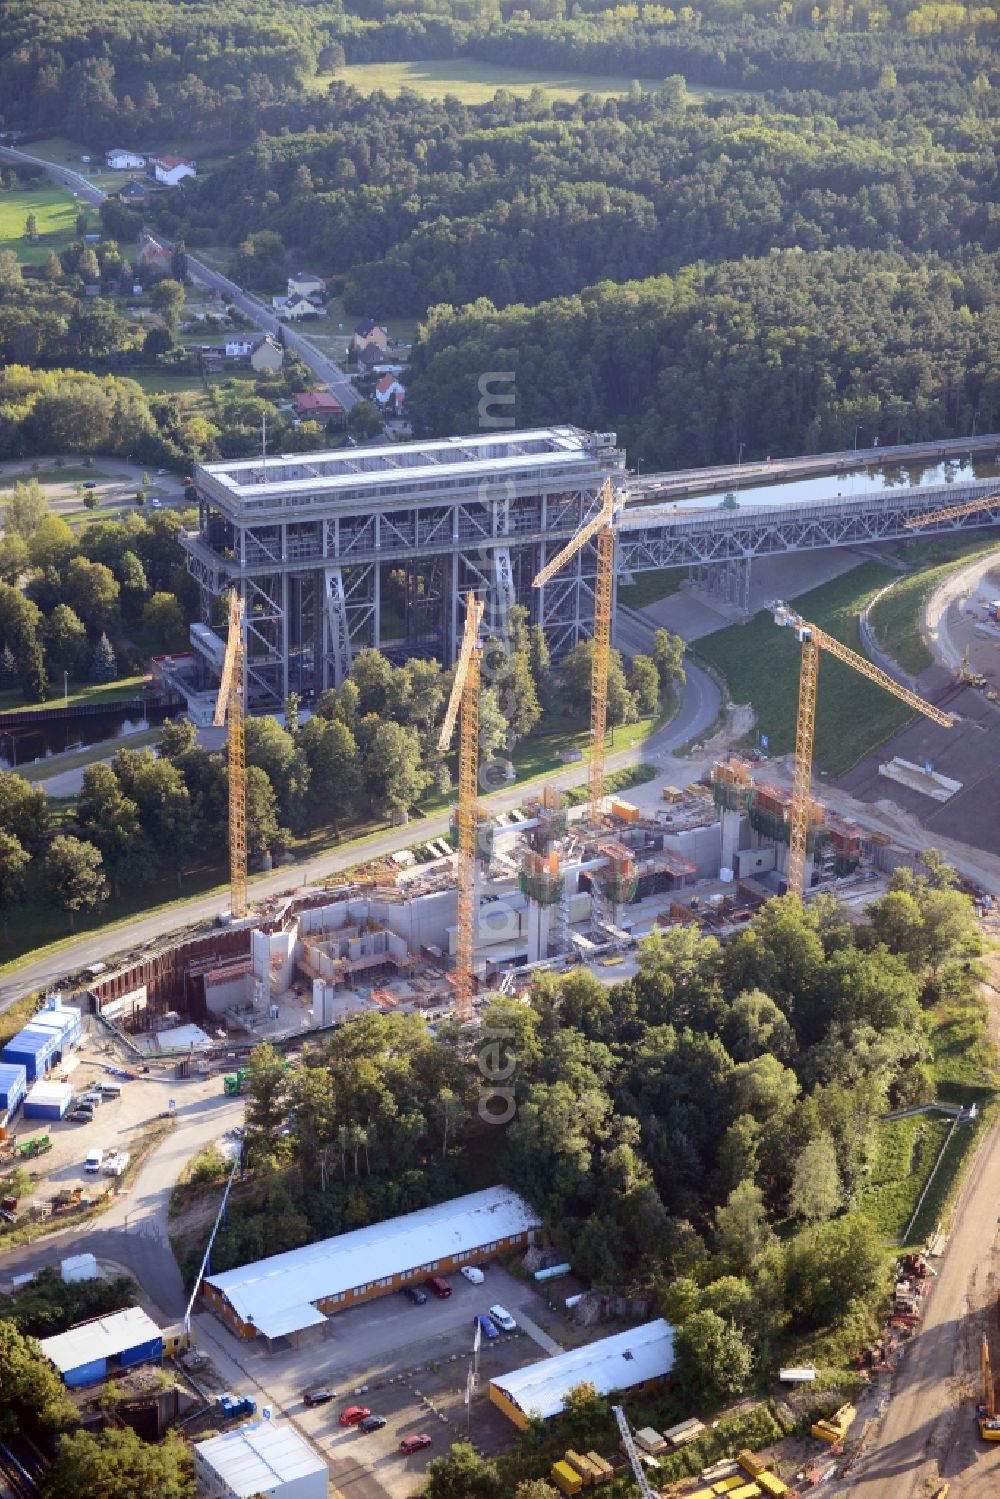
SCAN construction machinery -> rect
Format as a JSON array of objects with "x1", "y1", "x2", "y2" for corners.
[
  {"x1": 771, "y1": 603, "x2": 953, "y2": 895},
  {"x1": 437, "y1": 592, "x2": 485, "y2": 1019},
  {"x1": 533, "y1": 478, "x2": 618, "y2": 829},
  {"x1": 612, "y1": 1405, "x2": 658, "y2": 1499},
  {"x1": 213, "y1": 588, "x2": 247, "y2": 920},
  {"x1": 904, "y1": 492, "x2": 1000, "y2": 529},
  {"x1": 978, "y1": 1334, "x2": 1000, "y2": 1440}
]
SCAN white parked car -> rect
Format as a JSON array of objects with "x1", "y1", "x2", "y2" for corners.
[
  {"x1": 460, "y1": 1265, "x2": 485, "y2": 1285},
  {"x1": 84, "y1": 1148, "x2": 104, "y2": 1173},
  {"x1": 488, "y1": 1304, "x2": 517, "y2": 1333}
]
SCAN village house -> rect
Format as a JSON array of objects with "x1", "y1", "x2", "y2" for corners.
[
  {"x1": 374, "y1": 373, "x2": 405, "y2": 411},
  {"x1": 118, "y1": 178, "x2": 151, "y2": 209},
  {"x1": 273, "y1": 294, "x2": 317, "y2": 321},
  {"x1": 353, "y1": 317, "x2": 389, "y2": 353},
  {"x1": 295, "y1": 391, "x2": 344, "y2": 427},
  {"x1": 106, "y1": 149, "x2": 145, "y2": 170},
  {"x1": 250, "y1": 336, "x2": 284, "y2": 374},
  {"x1": 148, "y1": 154, "x2": 197, "y2": 186},
  {"x1": 136, "y1": 233, "x2": 173, "y2": 277},
  {"x1": 356, "y1": 343, "x2": 382, "y2": 376},
  {"x1": 287, "y1": 271, "x2": 326, "y2": 300}
]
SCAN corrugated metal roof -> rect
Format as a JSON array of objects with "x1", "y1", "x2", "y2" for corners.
[
  {"x1": 252, "y1": 1302, "x2": 328, "y2": 1340},
  {"x1": 39, "y1": 1307, "x2": 162, "y2": 1374},
  {"x1": 4, "y1": 1027, "x2": 59, "y2": 1055},
  {"x1": 0, "y1": 1063, "x2": 26, "y2": 1091},
  {"x1": 24, "y1": 1082, "x2": 72, "y2": 1105},
  {"x1": 491, "y1": 1320, "x2": 675, "y2": 1420},
  {"x1": 206, "y1": 1186, "x2": 540, "y2": 1329},
  {"x1": 195, "y1": 1420, "x2": 326, "y2": 1496}
]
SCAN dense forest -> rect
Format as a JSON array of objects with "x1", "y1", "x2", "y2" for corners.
[
  {"x1": 200, "y1": 868, "x2": 980, "y2": 1392},
  {"x1": 2, "y1": 0, "x2": 997, "y2": 464}
]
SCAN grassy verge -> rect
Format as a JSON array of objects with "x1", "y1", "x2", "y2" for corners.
[
  {"x1": 16, "y1": 729, "x2": 162, "y2": 786},
  {"x1": 0, "y1": 674, "x2": 152, "y2": 717},
  {"x1": 869, "y1": 536, "x2": 1000, "y2": 675},
  {"x1": 859, "y1": 1114, "x2": 952, "y2": 1240},
  {"x1": 697, "y1": 562, "x2": 912, "y2": 775},
  {"x1": 619, "y1": 566, "x2": 687, "y2": 608}
]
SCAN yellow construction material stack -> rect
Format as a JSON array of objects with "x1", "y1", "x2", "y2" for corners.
[
  {"x1": 811, "y1": 1404, "x2": 857, "y2": 1444},
  {"x1": 565, "y1": 1451, "x2": 600, "y2": 1486},
  {"x1": 729, "y1": 1484, "x2": 762, "y2": 1499},
  {"x1": 714, "y1": 1478, "x2": 748, "y2": 1494},
  {"x1": 737, "y1": 1451, "x2": 769, "y2": 1477},
  {"x1": 585, "y1": 1452, "x2": 614, "y2": 1484},
  {"x1": 551, "y1": 1459, "x2": 584, "y2": 1495},
  {"x1": 755, "y1": 1472, "x2": 789, "y2": 1497},
  {"x1": 610, "y1": 798, "x2": 640, "y2": 823}
]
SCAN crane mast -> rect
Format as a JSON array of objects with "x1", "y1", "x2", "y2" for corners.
[
  {"x1": 437, "y1": 593, "x2": 485, "y2": 1019},
  {"x1": 213, "y1": 588, "x2": 247, "y2": 919},
  {"x1": 533, "y1": 479, "x2": 617, "y2": 827},
  {"x1": 772, "y1": 603, "x2": 953, "y2": 896},
  {"x1": 611, "y1": 1405, "x2": 657, "y2": 1499}
]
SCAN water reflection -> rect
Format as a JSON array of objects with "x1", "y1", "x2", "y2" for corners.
[
  {"x1": 0, "y1": 705, "x2": 171, "y2": 772},
  {"x1": 677, "y1": 456, "x2": 1000, "y2": 512}
]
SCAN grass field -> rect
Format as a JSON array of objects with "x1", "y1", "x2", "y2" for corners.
[
  {"x1": 0, "y1": 182, "x2": 81, "y2": 265},
  {"x1": 869, "y1": 535, "x2": 1000, "y2": 675},
  {"x1": 0, "y1": 673, "x2": 152, "y2": 718},
  {"x1": 860, "y1": 1114, "x2": 953, "y2": 1240},
  {"x1": 327, "y1": 59, "x2": 735, "y2": 105},
  {"x1": 697, "y1": 562, "x2": 913, "y2": 776}
]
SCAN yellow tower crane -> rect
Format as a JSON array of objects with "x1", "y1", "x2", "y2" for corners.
[
  {"x1": 437, "y1": 592, "x2": 485, "y2": 1019},
  {"x1": 532, "y1": 478, "x2": 617, "y2": 828},
  {"x1": 213, "y1": 589, "x2": 247, "y2": 919},
  {"x1": 904, "y1": 492, "x2": 1000, "y2": 529},
  {"x1": 771, "y1": 602, "x2": 953, "y2": 896}
]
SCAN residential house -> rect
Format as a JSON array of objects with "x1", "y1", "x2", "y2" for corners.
[
  {"x1": 353, "y1": 318, "x2": 389, "y2": 353},
  {"x1": 118, "y1": 178, "x2": 150, "y2": 209},
  {"x1": 250, "y1": 336, "x2": 283, "y2": 374},
  {"x1": 149, "y1": 155, "x2": 196, "y2": 187},
  {"x1": 272, "y1": 294, "x2": 317, "y2": 321},
  {"x1": 356, "y1": 343, "x2": 382, "y2": 376},
  {"x1": 136, "y1": 233, "x2": 173, "y2": 277},
  {"x1": 374, "y1": 374, "x2": 405, "y2": 411},
  {"x1": 106, "y1": 149, "x2": 145, "y2": 171},
  {"x1": 295, "y1": 391, "x2": 344, "y2": 427},
  {"x1": 287, "y1": 271, "x2": 325, "y2": 300},
  {"x1": 225, "y1": 336, "x2": 254, "y2": 359}
]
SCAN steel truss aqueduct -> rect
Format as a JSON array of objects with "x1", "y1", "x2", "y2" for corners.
[{"x1": 182, "y1": 427, "x2": 1000, "y2": 711}]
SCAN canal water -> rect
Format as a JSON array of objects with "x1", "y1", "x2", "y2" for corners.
[
  {"x1": 676, "y1": 455, "x2": 1000, "y2": 512},
  {"x1": 0, "y1": 704, "x2": 173, "y2": 772}
]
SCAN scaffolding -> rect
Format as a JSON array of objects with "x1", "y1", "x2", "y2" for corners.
[
  {"x1": 519, "y1": 849, "x2": 565, "y2": 906},
  {"x1": 712, "y1": 757, "x2": 753, "y2": 814}
]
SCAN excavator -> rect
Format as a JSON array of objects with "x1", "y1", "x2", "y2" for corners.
[{"x1": 978, "y1": 1334, "x2": 1000, "y2": 1441}]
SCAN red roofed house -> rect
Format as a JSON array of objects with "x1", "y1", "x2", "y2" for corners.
[
  {"x1": 374, "y1": 374, "x2": 405, "y2": 411},
  {"x1": 136, "y1": 232, "x2": 173, "y2": 277},
  {"x1": 295, "y1": 391, "x2": 344, "y2": 427},
  {"x1": 149, "y1": 154, "x2": 197, "y2": 187}
]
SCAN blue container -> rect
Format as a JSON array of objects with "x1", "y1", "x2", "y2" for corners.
[
  {"x1": 3, "y1": 1027, "x2": 59, "y2": 1083},
  {"x1": 0, "y1": 1063, "x2": 27, "y2": 1113}
]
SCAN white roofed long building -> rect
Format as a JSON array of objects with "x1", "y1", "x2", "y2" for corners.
[
  {"x1": 203, "y1": 1186, "x2": 540, "y2": 1340},
  {"x1": 183, "y1": 427, "x2": 623, "y2": 710},
  {"x1": 489, "y1": 1319, "x2": 675, "y2": 1428}
]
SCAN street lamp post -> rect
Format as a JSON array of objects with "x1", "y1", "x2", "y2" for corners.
[
  {"x1": 737, "y1": 441, "x2": 746, "y2": 465},
  {"x1": 63, "y1": 670, "x2": 68, "y2": 706},
  {"x1": 854, "y1": 424, "x2": 864, "y2": 451}
]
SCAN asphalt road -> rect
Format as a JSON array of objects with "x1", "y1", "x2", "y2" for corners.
[{"x1": 0, "y1": 145, "x2": 358, "y2": 411}]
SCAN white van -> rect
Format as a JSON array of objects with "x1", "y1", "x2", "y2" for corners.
[
  {"x1": 84, "y1": 1148, "x2": 104, "y2": 1173},
  {"x1": 460, "y1": 1265, "x2": 485, "y2": 1284}
]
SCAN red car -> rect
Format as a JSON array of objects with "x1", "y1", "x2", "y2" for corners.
[
  {"x1": 400, "y1": 1433, "x2": 432, "y2": 1455},
  {"x1": 425, "y1": 1276, "x2": 451, "y2": 1298},
  {"x1": 339, "y1": 1406, "x2": 372, "y2": 1427}
]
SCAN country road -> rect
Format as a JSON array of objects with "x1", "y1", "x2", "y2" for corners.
[{"x1": 0, "y1": 145, "x2": 358, "y2": 411}]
